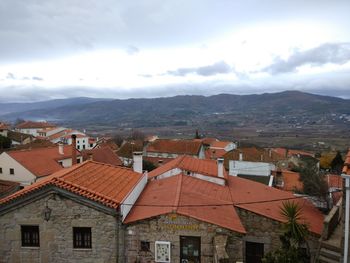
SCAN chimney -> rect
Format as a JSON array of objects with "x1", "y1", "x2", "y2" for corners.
[
  {"x1": 217, "y1": 158, "x2": 224, "y2": 178},
  {"x1": 133, "y1": 151, "x2": 143, "y2": 173},
  {"x1": 58, "y1": 143, "x2": 64, "y2": 155},
  {"x1": 239, "y1": 152, "x2": 243, "y2": 161},
  {"x1": 71, "y1": 134, "x2": 77, "y2": 165}
]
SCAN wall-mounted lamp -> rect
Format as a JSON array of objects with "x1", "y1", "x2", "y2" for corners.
[{"x1": 43, "y1": 194, "x2": 56, "y2": 222}]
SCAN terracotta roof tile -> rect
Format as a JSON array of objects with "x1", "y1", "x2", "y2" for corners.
[
  {"x1": 343, "y1": 149, "x2": 350, "y2": 175},
  {"x1": 146, "y1": 139, "x2": 202, "y2": 155},
  {"x1": 272, "y1": 148, "x2": 315, "y2": 158},
  {"x1": 0, "y1": 161, "x2": 142, "y2": 209},
  {"x1": 0, "y1": 122, "x2": 10, "y2": 130},
  {"x1": 7, "y1": 146, "x2": 81, "y2": 177},
  {"x1": 273, "y1": 170, "x2": 303, "y2": 192},
  {"x1": 148, "y1": 155, "x2": 228, "y2": 179},
  {"x1": 82, "y1": 146, "x2": 122, "y2": 166},
  {"x1": 125, "y1": 174, "x2": 246, "y2": 233},
  {"x1": 210, "y1": 141, "x2": 232, "y2": 149},
  {"x1": 16, "y1": 121, "x2": 56, "y2": 129},
  {"x1": 125, "y1": 174, "x2": 323, "y2": 235},
  {"x1": 205, "y1": 148, "x2": 227, "y2": 159},
  {"x1": 0, "y1": 180, "x2": 20, "y2": 198}
]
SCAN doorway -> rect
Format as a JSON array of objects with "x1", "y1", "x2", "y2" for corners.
[
  {"x1": 180, "y1": 236, "x2": 201, "y2": 263},
  {"x1": 246, "y1": 241, "x2": 264, "y2": 263}
]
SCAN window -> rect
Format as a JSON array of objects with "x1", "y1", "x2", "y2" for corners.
[
  {"x1": 9, "y1": 168, "x2": 14, "y2": 175},
  {"x1": 0, "y1": 167, "x2": 2, "y2": 173},
  {"x1": 140, "y1": 241, "x2": 150, "y2": 251},
  {"x1": 73, "y1": 227, "x2": 91, "y2": 249},
  {"x1": 77, "y1": 158, "x2": 81, "y2": 164},
  {"x1": 155, "y1": 241, "x2": 171, "y2": 262},
  {"x1": 21, "y1": 225, "x2": 40, "y2": 247}
]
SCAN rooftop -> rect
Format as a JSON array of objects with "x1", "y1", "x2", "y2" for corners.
[
  {"x1": 0, "y1": 161, "x2": 143, "y2": 209},
  {"x1": 125, "y1": 174, "x2": 323, "y2": 235},
  {"x1": 82, "y1": 146, "x2": 122, "y2": 166},
  {"x1": 146, "y1": 139, "x2": 202, "y2": 155},
  {"x1": 148, "y1": 155, "x2": 228, "y2": 180},
  {"x1": 7, "y1": 145, "x2": 81, "y2": 177},
  {"x1": 16, "y1": 121, "x2": 56, "y2": 129}
]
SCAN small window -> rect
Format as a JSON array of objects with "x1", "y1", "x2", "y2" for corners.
[
  {"x1": 9, "y1": 168, "x2": 14, "y2": 175},
  {"x1": 0, "y1": 167, "x2": 2, "y2": 173},
  {"x1": 73, "y1": 227, "x2": 91, "y2": 249},
  {"x1": 77, "y1": 145, "x2": 80, "y2": 150},
  {"x1": 77, "y1": 158, "x2": 81, "y2": 164},
  {"x1": 141, "y1": 241, "x2": 150, "y2": 251},
  {"x1": 21, "y1": 225, "x2": 40, "y2": 247},
  {"x1": 82, "y1": 145, "x2": 85, "y2": 150}
]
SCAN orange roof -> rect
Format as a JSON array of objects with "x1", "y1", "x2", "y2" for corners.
[
  {"x1": 82, "y1": 146, "x2": 122, "y2": 166},
  {"x1": 47, "y1": 129, "x2": 74, "y2": 140},
  {"x1": 148, "y1": 155, "x2": 228, "y2": 180},
  {"x1": 0, "y1": 180, "x2": 20, "y2": 197},
  {"x1": 205, "y1": 148, "x2": 227, "y2": 159},
  {"x1": 7, "y1": 146, "x2": 81, "y2": 177},
  {"x1": 16, "y1": 121, "x2": 56, "y2": 129},
  {"x1": 273, "y1": 170, "x2": 303, "y2": 192},
  {"x1": 146, "y1": 139, "x2": 202, "y2": 155},
  {"x1": 144, "y1": 156, "x2": 174, "y2": 166},
  {"x1": 125, "y1": 174, "x2": 323, "y2": 235},
  {"x1": 327, "y1": 174, "x2": 343, "y2": 189},
  {"x1": 210, "y1": 141, "x2": 232, "y2": 149},
  {"x1": 272, "y1": 148, "x2": 314, "y2": 158},
  {"x1": 0, "y1": 161, "x2": 143, "y2": 209},
  {"x1": 0, "y1": 122, "x2": 10, "y2": 130},
  {"x1": 343, "y1": 149, "x2": 350, "y2": 175},
  {"x1": 125, "y1": 174, "x2": 246, "y2": 233}
]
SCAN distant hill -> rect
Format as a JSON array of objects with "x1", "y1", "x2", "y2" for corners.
[
  {"x1": 0, "y1": 97, "x2": 111, "y2": 116},
  {"x1": 1, "y1": 91, "x2": 349, "y2": 129}
]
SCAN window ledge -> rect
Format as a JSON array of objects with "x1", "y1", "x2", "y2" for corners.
[
  {"x1": 73, "y1": 248, "x2": 92, "y2": 251},
  {"x1": 21, "y1": 246, "x2": 40, "y2": 250}
]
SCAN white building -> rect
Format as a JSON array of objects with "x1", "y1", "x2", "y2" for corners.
[{"x1": 0, "y1": 145, "x2": 82, "y2": 186}]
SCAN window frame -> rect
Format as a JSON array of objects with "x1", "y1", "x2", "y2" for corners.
[
  {"x1": 73, "y1": 227, "x2": 92, "y2": 249},
  {"x1": 21, "y1": 225, "x2": 40, "y2": 247},
  {"x1": 9, "y1": 168, "x2": 14, "y2": 175}
]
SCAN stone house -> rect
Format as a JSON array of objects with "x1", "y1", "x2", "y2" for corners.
[
  {"x1": 15, "y1": 121, "x2": 57, "y2": 137},
  {"x1": 124, "y1": 156, "x2": 324, "y2": 263},
  {"x1": 0, "y1": 160, "x2": 147, "y2": 263}
]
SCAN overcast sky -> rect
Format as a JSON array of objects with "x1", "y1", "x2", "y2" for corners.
[{"x1": 0, "y1": 0, "x2": 350, "y2": 102}]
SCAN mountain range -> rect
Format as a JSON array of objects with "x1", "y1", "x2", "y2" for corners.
[{"x1": 1, "y1": 91, "x2": 349, "y2": 130}]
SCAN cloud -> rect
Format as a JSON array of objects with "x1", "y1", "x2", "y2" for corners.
[
  {"x1": 6, "y1": 72, "x2": 15, "y2": 79},
  {"x1": 126, "y1": 45, "x2": 139, "y2": 55},
  {"x1": 32, "y1": 76, "x2": 43, "y2": 81},
  {"x1": 264, "y1": 42, "x2": 350, "y2": 74},
  {"x1": 167, "y1": 61, "x2": 232, "y2": 76}
]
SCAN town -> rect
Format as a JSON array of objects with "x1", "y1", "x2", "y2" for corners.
[{"x1": 0, "y1": 119, "x2": 348, "y2": 262}]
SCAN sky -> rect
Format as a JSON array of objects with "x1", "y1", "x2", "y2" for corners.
[{"x1": 0, "y1": 0, "x2": 350, "y2": 102}]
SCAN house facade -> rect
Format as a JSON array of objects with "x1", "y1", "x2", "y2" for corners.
[
  {"x1": 0, "y1": 145, "x2": 82, "y2": 186},
  {"x1": 0, "y1": 160, "x2": 146, "y2": 263}
]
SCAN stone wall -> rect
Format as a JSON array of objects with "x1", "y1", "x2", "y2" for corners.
[
  {"x1": 0, "y1": 193, "x2": 118, "y2": 263},
  {"x1": 236, "y1": 207, "x2": 320, "y2": 261},
  {"x1": 125, "y1": 214, "x2": 244, "y2": 263}
]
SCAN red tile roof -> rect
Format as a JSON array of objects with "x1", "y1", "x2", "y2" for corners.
[
  {"x1": 146, "y1": 139, "x2": 202, "y2": 155},
  {"x1": 125, "y1": 174, "x2": 323, "y2": 235},
  {"x1": 16, "y1": 121, "x2": 56, "y2": 129},
  {"x1": 343, "y1": 149, "x2": 350, "y2": 175},
  {"x1": 205, "y1": 148, "x2": 227, "y2": 159},
  {"x1": 7, "y1": 146, "x2": 81, "y2": 177},
  {"x1": 0, "y1": 161, "x2": 143, "y2": 209},
  {"x1": 0, "y1": 122, "x2": 10, "y2": 130},
  {"x1": 82, "y1": 146, "x2": 122, "y2": 166},
  {"x1": 210, "y1": 141, "x2": 232, "y2": 149},
  {"x1": 0, "y1": 180, "x2": 20, "y2": 198},
  {"x1": 148, "y1": 155, "x2": 228, "y2": 180},
  {"x1": 124, "y1": 174, "x2": 246, "y2": 233},
  {"x1": 272, "y1": 148, "x2": 314, "y2": 158},
  {"x1": 273, "y1": 170, "x2": 303, "y2": 192}
]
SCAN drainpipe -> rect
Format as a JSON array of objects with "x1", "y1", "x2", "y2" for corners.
[{"x1": 342, "y1": 173, "x2": 350, "y2": 263}]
